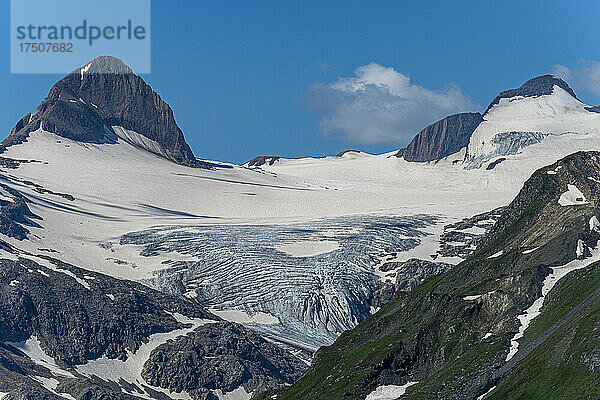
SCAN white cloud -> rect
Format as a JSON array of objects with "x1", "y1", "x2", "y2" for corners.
[
  {"x1": 310, "y1": 63, "x2": 479, "y2": 144},
  {"x1": 552, "y1": 60, "x2": 600, "y2": 98}
]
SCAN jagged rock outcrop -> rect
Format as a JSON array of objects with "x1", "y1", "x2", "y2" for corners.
[
  {"x1": 395, "y1": 112, "x2": 483, "y2": 162},
  {"x1": 142, "y1": 322, "x2": 306, "y2": 397},
  {"x1": 245, "y1": 156, "x2": 281, "y2": 167},
  {"x1": 2, "y1": 56, "x2": 200, "y2": 167}
]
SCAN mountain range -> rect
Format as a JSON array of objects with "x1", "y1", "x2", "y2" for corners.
[{"x1": 0, "y1": 56, "x2": 599, "y2": 399}]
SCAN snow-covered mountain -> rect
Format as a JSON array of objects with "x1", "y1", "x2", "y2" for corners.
[{"x1": 2, "y1": 57, "x2": 600, "y2": 399}]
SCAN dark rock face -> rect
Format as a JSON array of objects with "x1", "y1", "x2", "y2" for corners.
[
  {"x1": 485, "y1": 75, "x2": 578, "y2": 113},
  {"x1": 0, "y1": 257, "x2": 211, "y2": 365},
  {"x1": 395, "y1": 112, "x2": 483, "y2": 162},
  {"x1": 3, "y1": 56, "x2": 199, "y2": 167},
  {"x1": 586, "y1": 106, "x2": 600, "y2": 113},
  {"x1": 142, "y1": 321, "x2": 307, "y2": 397},
  {"x1": 336, "y1": 150, "x2": 361, "y2": 157},
  {"x1": 245, "y1": 156, "x2": 281, "y2": 167}
]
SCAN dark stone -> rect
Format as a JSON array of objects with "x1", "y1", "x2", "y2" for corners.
[
  {"x1": 245, "y1": 156, "x2": 281, "y2": 167},
  {"x1": 395, "y1": 112, "x2": 483, "y2": 162},
  {"x1": 141, "y1": 321, "x2": 307, "y2": 396},
  {"x1": 336, "y1": 150, "x2": 361, "y2": 157}
]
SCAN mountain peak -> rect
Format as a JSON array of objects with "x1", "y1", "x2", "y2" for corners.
[
  {"x1": 79, "y1": 56, "x2": 133, "y2": 76},
  {"x1": 3, "y1": 57, "x2": 202, "y2": 167},
  {"x1": 485, "y1": 74, "x2": 578, "y2": 113}
]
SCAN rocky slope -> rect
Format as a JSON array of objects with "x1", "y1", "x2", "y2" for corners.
[
  {"x1": 0, "y1": 251, "x2": 306, "y2": 399},
  {"x1": 395, "y1": 113, "x2": 483, "y2": 162},
  {"x1": 261, "y1": 151, "x2": 600, "y2": 399}
]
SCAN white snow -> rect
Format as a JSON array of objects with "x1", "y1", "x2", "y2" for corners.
[
  {"x1": 558, "y1": 184, "x2": 587, "y2": 206},
  {"x1": 590, "y1": 216, "x2": 600, "y2": 233},
  {"x1": 463, "y1": 295, "x2": 481, "y2": 301},
  {"x1": 274, "y1": 240, "x2": 340, "y2": 257},
  {"x1": 8, "y1": 280, "x2": 19, "y2": 287},
  {"x1": 488, "y1": 250, "x2": 504, "y2": 259},
  {"x1": 76, "y1": 313, "x2": 215, "y2": 400},
  {"x1": 466, "y1": 85, "x2": 600, "y2": 165},
  {"x1": 5, "y1": 336, "x2": 73, "y2": 378},
  {"x1": 522, "y1": 247, "x2": 540, "y2": 255},
  {"x1": 365, "y1": 381, "x2": 418, "y2": 400},
  {"x1": 80, "y1": 62, "x2": 92, "y2": 80},
  {"x1": 214, "y1": 386, "x2": 252, "y2": 400},
  {"x1": 106, "y1": 294, "x2": 115, "y2": 301},
  {"x1": 577, "y1": 239, "x2": 586, "y2": 258},
  {"x1": 477, "y1": 386, "x2": 497, "y2": 400},
  {"x1": 505, "y1": 237, "x2": 600, "y2": 362}
]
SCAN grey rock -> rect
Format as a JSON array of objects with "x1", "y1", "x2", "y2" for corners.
[
  {"x1": 2, "y1": 56, "x2": 202, "y2": 167},
  {"x1": 245, "y1": 156, "x2": 281, "y2": 167},
  {"x1": 395, "y1": 112, "x2": 482, "y2": 162},
  {"x1": 141, "y1": 321, "x2": 307, "y2": 398}
]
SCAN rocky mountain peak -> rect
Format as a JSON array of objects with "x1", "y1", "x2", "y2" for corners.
[
  {"x1": 485, "y1": 74, "x2": 578, "y2": 113},
  {"x1": 3, "y1": 56, "x2": 202, "y2": 167},
  {"x1": 79, "y1": 55, "x2": 134, "y2": 76}
]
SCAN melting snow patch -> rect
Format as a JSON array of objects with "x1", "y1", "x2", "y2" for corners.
[
  {"x1": 365, "y1": 382, "x2": 418, "y2": 400},
  {"x1": 8, "y1": 280, "x2": 19, "y2": 287},
  {"x1": 590, "y1": 216, "x2": 600, "y2": 233},
  {"x1": 506, "y1": 238, "x2": 600, "y2": 362},
  {"x1": 214, "y1": 386, "x2": 252, "y2": 400},
  {"x1": 477, "y1": 386, "x2": 497, "y2": 400},
  {"x1": 522, "y1": 247, "x2": 540, "y2": 255},
  {"x1": 463, "y1": 295, "x2": 481, "y2": 301},
  {"x1": 106, "y1": 294, "x2": 115, "y2": 301},
  {"x1": 558, "y1": 184, "x2": 587, "y2": 206},
  {"x1": 5, "y1": 336, "x2": 73, "y2": 378},
  {"x1": 488, "y1": 250, "x2": 504, "y2": 259}
]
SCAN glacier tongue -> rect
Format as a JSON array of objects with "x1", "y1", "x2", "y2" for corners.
[{"x1": 121, "y1": 214, "x2": 438, "y2": 350}]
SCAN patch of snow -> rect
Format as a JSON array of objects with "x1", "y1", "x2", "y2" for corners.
[
  {"x1": 80, "y1": 62, "x2": 92, "y2": 80},
  {"x1": 558, "y1": 184, "x2": 587, "y2": 206},
  {"x1": 477, "y1": 386, "x2": 497, "y2": 400},
  {"x1": 522, "y1": 247, "x2": 540, "y2": 255},
  {"x1": 106, "y1": 294, "x2": 115, "y2": 301},
  {"x1": 590, "y1": 216, "x2": 600, "y2": 233},
  {"x1": 577, "y1": 239, "x2": 586, "y2": 258},
  {"x1": 506, "y1": 239, "x2": 600, "y2": 362},
  {"x1": 8, "y1": 280, "x2": 19, "y2": 287},
  {"x1": 5, "y1": 336, "x2": 73, "y2": 378},
  {"x1": 214, "y1": 386, "x2": 252, "y2": 400},
  {"x1": 365, "y1": 381, "x2": 419, "y2": 400},
  {"x1": 274, "y1": 240, "x2": 340, "y2": 257},
  {"x1": 483, "y1": 332, "x2": 492, "y2": 339},
  {"x1": 488, "y1": 250, "x2": 504, "y2": 259},
  {"x1": 37, "y1": 269, "x2": 50, "y2": 277},
  {"x1": 463, "y1": 295, "x2": 481, "y2": 301}
]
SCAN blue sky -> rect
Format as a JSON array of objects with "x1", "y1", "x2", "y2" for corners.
[{"x1": 1, "y1": 0, "x2": 600, "y2": 163}]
